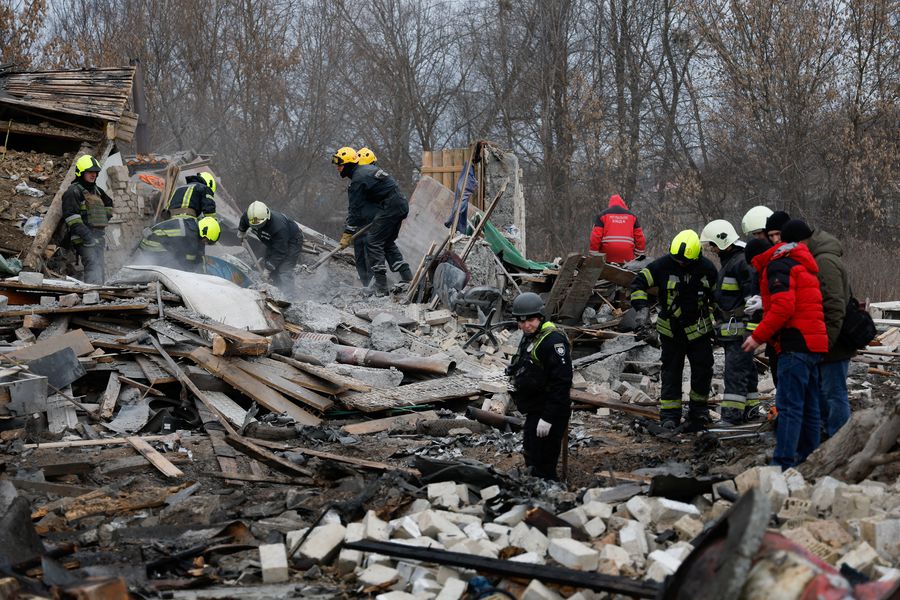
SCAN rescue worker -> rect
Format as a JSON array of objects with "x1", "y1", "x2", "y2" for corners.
[
  {"x1": 138, "y1": 216, "x2": 220, "y2": 272},
  {"x1": 62, "y1": 154, "x2": 113, "y2": 284},
  {"x1": 742, "y1": 219, "x2": 828, "y2": 469},
  {"x1": 589, "y1": 194, "x2": 647, "y2": 263},
  {"x1": 505, "y1": 292, "x2": 573, "y2": 480},
  {"x1": 350, "y1": 147, "x2": 379, "y2": 285},
  {"x1": 740, "y1": 205, "x2": 774, "y2": 240},
  {"x1": 238, "y1": 201, "x2": 304, "y2": 290},
  {"x1": 630, "y1": 230, "x2": 718, "y2": 431},
  {"x1": 700, "y1": 220, "x2": 760, "y2": 424},
  {"x1": 164, "y1": 172, "x2": 217, "y2": 220},
  {"x1": 332, "y1": 146, "x2": 411, "y2": 295}
]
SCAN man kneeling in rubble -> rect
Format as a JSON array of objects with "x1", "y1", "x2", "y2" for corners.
[
  {"x1": 506, "y1": 292, "x2": 573, "y2": 481},
  {"x1": 138, "y1": 216, "x2": 220, "y2": 272}
]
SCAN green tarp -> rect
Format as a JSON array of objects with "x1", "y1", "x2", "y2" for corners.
[{"x1": 468, "y1": 212, "x2": 554, "y2": 272}]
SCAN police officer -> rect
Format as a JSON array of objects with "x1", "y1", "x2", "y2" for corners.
[
  {"x1": 506, "y1": 292, "x2": 573, "y2": 480},
  {"x1": 62, "y1": 155, "x2": 113, "y2": 284},
  {"x1": 630, "y1": 230, "x2": 718, "y2": 431},
  {"x1": 700, "y1": 220, "x2": 760, "y2": 424},
  {"x1": 139, "y1": 216, "x2": 220, "y2": 272},
  {"x1": 239, "y1": 201, "x2": 303, "y2": 290},
  {"x1": 332, "y1": 146, "x2": 412, "y2": 295}
]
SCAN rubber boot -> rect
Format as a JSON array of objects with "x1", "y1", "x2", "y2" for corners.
[
  {"x1": 659, "y1": 408, "x2": 682, "y2": 430},
  {"x1": 682, "y1": 401, "x2": 711, "y2": 433},
  {"x1": 398, "y1": 264, "x2": 413, "y2": 283},
  {"x1": 743, "y1": 403, "x2": 761, "y2": 422},
  {"x1": 372, "y1": 272, "x2": 389, "y2": 297},
  {"x1": 720, "y1": 407, "x2": 744, "y2": 426}
]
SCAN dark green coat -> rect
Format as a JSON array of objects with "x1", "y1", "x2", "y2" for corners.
[{"x1": 806, "y1": 229, "x2": 854, "y2": 362}]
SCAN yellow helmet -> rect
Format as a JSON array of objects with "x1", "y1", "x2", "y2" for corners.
[
  {"x1": 700, "y1": 219, "x2": 739, "y2": 250},
  {"x1": 670, "y1": 229, "x2": 702, "y2": 261},
  {"x1": 357, "y1": 147, "x2": 377, "y2": 165},
  {"x1": 75, "y1": 155, "x2": 102, "y2": 178},
  {"x1": 331, "y1": 146, "x2": 358, "y2": 165},
  {"x1": 741, "y1": 205, "x2": 773, "y2": 235},
  {"x1": 247, "y1": 201, "x2": 270, "y2": 227},
  {"x1": 198, "y1": 172, "x2": 216, "y2": 194},
  {"x1": 198, "y1": 217, "x2": 220, "y2": 243}
]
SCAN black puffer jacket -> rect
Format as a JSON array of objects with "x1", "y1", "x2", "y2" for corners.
[
  {"x1": 342, "y1": 163, "x2": 408, "y2": 233},
  {"x1": 239, "y1": 210, "x2": 303, "y2": 270},
  {"x1": 507, "y1": 322, "x2": 573, "y2": 423}
]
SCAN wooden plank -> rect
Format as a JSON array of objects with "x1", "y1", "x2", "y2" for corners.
[
  {"x1": 136, "y1": 355, "x2": 176, "y2": 385},
  {"x1": 342, "y1": 374, "x2": 481, "y2": 413},
  {"x1": 231, "y1": 358, "x2": 333, "y2": 412},
  {"x1": 341, "y1": 410, "x2": 440, "y2": 435},
  {"x1": 189, "y1": 348, "x2": 321, "y2": 426},
  {"x1": 545, "y1": 253, "x2": 583, "y2": 318},
  {"x1": 271, "y1": 354, "x2": 371, "y2": 392},
  {"x1": 0, "y1": 303, "x2": 150, "y2": 317},
  {"x1": 9, "y1": 479, "x2": 97, "y2": 497},
  {"x1": 165, "y1": 309, "x2": 269, "y2": 354},
  {"x1": 6, "y1": 329, "x2": 94, "y2": 361},
  {"x1": 204, "y1": 391, "x2": 252, "y2": 429},
  {"x1": 25, "y1": 433, "x2": 177, "y2": 449},
  {"x1": 46, "y1": 389, "x2": 78, "y2": 434},
  {"x1": 249, "y1": 356, "x2": 345, "y2": 395},
  {"x1": 118, "y1": 375, "x2": 165, "y2": 396},
  {"x1": 570, "y1": 389, "x2": 659, "y2": 419},
  {"x1": 125, "y1": 436, "x2": 184, "y2": 478},
  {"x1": 558, "y1": 253, "x2": 607, "y2": 323},
  {"x1": 599, "y1": 262, "x2": 637, "y2": 287},
  {"x1": 225, "y1": 433, "x2": 313, "y2": 478},
  {"x1": 203, "y1": 472, "x2": 303, "y2": 485},
  {"x1": 98, "y1": 372, "x2": 121, "y2": 419},
  {"x1": 209, "y1": 430, "x2": 241, "y2": 480},
  {"x1": 284, "y1": 445, "x2": 418, "y2": 475}
]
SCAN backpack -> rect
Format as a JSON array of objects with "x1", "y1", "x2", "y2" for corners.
[{"x1": 838, "y1": 295, "x2": 877, "y2": 350}]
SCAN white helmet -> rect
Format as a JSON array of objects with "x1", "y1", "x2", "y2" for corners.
[
  {"x1": 741, "y1": 205, "x2": 773, "y2": 235},
  {"x1": 700, "y1": 219, "x2": 740, "y2": 250},
  {"x1": 247, "y1": 201, "x2": 270, "y2": 228}
]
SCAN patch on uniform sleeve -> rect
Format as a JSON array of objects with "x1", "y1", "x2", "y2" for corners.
[{"x1": 555, "y1": 343, "x2": 566, "y2": 356}]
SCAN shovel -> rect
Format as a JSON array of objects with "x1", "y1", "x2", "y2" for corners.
[{"x1": 300, "y1": 223, "x2": 372, "y2": 273}]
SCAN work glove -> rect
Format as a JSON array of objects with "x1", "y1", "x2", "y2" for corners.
[
  {"x1": 339, "y1": 232, "x2": 353, "y2": 249},
  {"x1": 745, "y1": 295, "x2": 763, "y2": 313},
  {"x1": 536, "y1": 419, "x2": 552, "y2": 438}
]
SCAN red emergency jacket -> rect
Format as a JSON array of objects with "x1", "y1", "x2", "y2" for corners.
[
  {"x1": 589, "y1": 195, "x2": 646, "y2": 263},
  {"x1": 751, "y1": 242, "x2": 828, "y2": 354}
]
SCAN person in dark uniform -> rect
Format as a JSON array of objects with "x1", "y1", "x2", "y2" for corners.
[
  {"x1": 332, "y1": 146, "x2": 411, "y2": 295},
  {"x1": 138, "y1": 216, "x2": 220, "y2": 272},
  {"x1": 630, "y1": 230, "x2": 718, "y2": 431},
  {"x1": 62, "y1": 154, "x2": 114, "y2": 284},
  {"x1": 238, "y1": 201, "x2": 303, "y2": 290},
  {"x1": 506, "y1": 292, "x2": 573, "y2": 480},
  {"x1": 163, "y1": 172, "x2": 217, "y2": 220},
  {"x1": 350, "y1": 147, "x2": 379, "y2": 286}
]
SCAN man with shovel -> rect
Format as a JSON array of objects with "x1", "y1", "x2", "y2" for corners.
[{"x1": 238, "y1": 201, "x2": 303, "y2": 290}]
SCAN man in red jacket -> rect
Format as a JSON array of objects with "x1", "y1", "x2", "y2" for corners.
[
  {"x1": 589, "y1": 194, "x2": 646, "y2": 263},
  {"x1": 742, "y1": 219, "x2": 828, "y2": 469}
]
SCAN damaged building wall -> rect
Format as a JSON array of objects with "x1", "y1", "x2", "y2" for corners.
[{"x1": 482, "y1": 145, "x2": 527, "y2": 257}]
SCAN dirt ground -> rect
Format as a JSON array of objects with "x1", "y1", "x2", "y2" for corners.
[{"x1": 0, "y1": 149, "x2": 72, "y2": 254}]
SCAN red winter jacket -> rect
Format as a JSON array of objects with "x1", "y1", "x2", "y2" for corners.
[
  {"x1": 589, "y1": 195, "x2": 646, "y2": 263},
  {"x1": 751, "y1": 242, "x2": 828, "y2": 354}
]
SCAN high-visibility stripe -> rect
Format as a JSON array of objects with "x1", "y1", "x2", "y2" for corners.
[
  {"x1": 639, "y1": 268, "x2": 654, "y2": 288},
  {"x1": 688, "y1": 390, "x2": 708, "y2": 403},
  {"x1": 667, "y1": 275, "x2": 678, "y2": 289},
  {"x1": 721, "y1": 282, "x2": 740, "y2": 291},
  {"x1": 601, "y1": 237, "x2": 635, "y2": 243},
  {"x1": 528, "y1": 321, "x2": 560, "y2": 364},
  {"x1": 65, "y1": 214, "x2": 83, "y2": 225},
  {"x1": 659, "y1": 399, "x2": 682, "y2": 410},
  {"x1": 721, "y1": 393, "x2": 746, "y2": 410},
  {"x1": 631, "y1": 290, "x2": 648, "y2": 302}
]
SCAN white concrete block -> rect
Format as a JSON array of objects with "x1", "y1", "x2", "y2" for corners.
[
  {"x1": 666, "y1": 541, "x2": 694, "y2": 561},
  {"x1": 509, "y1": 522, "x2": 549, "y2": 556},
  {"x1": 509, "y1": 551, "x2": 546, "y2": 564},
  {"x1": 599, "y1": 544, "x2": 632, "y2": 568},
  {"x1": 364, "y1": 510, "x2": 390, "y2": 541},
  {"x1": 436, "y1": 566, "x2": 462, "y2": 584},
  {"x1": 582, "y1": 501, "x2": 613, "y2": 519},
  {"x1": 480, "y1": 485, "x2": 501, "y2": 501},
  {"x1": 436, "y1": 577, "x2": 467, "y2": 600},
  {"x1": 547, "y1": 527, "x2": 571, "y2": 539},
  {"x1": 585, "y1": 516, "x2": 607, "y2": 538},
  {"x1": 463, "y1": 521, "x2": 489, "y2": 541},
  {"x1": 412, "y1": 576, "x2": 442, "y2": 597},
  {"x1": 782, "y1": 468, "x2": 809, "y2": 499},
  {"x1": 336, "y1": 548, "x2": 362, "y2": 575},
  {"x1": 494, "y1": 504, "x2": 528, "y2": 526},
  {"x1": 648, "y1": 549, "x2": 683, "y2": 574},
  {"x1": 437, "y1": 531, "x2": 467, "y2": 546},
  {"x1": 418, "y1": 510, "x2": 464, "y2": 538},
  {"x1": 811, "y1": 476, "x2": 845, "y2": 513},
  {"x1": 427, "y1": 481, "x2": 457, "y2": 501},
  {"x1": 436, "y1": 510, "x2": 482, "y2": 526},
  {"x1": 389, "y1": 515, "x2": 422, "y2": 540},
  {"x1": 375, "y1": 591, "x2": 416, "y2": 600},
  {"x1": 839, "y1": 542, "x2": 881, "y2": 577},
  {"x1": 286, "y1": 522, "x2": 345, "y2": 563},
  {"x1": 625, "y1": 496, "x2": 654, "y2": 526},
  {"x1": 619, "y1": 520, "x2": 649, "y2": 557},
  {"x1": 405, "y1": 498, "x2": 431, "y2": 516},
  {"x1": 358, "y1": 564, "x2": 400, "y2": 587},
  {"x1": 652, "y1": 498, "x2": 701, "y2": 528},
  {"x1": 395, "y1": 536, "x2": 444, "y2": 550},
  {"x1": 258, "y1": 543, "x2": 289, "y2": 583},
  {"x1": 860, "y1": 518, "x2": 900, "y2": 558},
  {"x1": 557, "y1": 506, "x2": 588, "y2": 528},
  {"x1": 449, "y1": 538, "x2": 499, "y2": 558},
  {"x1": 456, "y1": 484, "x2": 473, "y2": 505},
  {"x1": 549, "y1": 538, "x2": 600, "y2": 571},
  {"x1": 582, "y1": 488, "x2": 611, "y2": 504},
  {"x1": 483, "y1": 522, "x2": 511, "y2": 541},
  {"x1": 673, "y1": 515, "x2": 704, "y2": 540},
  {"x1": 522, "y1": 579, "x2": 564, "y2": 600}
]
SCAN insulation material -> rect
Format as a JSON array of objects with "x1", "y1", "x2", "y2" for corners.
[{"x1": 115, "y1": 265, "x2": 270, "y2": 330}]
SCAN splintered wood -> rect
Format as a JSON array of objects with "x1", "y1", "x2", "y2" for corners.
[{"x1": 341, "y1": 374, "x2": 482, "y2": 413}]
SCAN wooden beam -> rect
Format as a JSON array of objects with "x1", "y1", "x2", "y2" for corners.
[
  {"x1": 225, "y1": 433, "x2": 313, "y2": 478},
  {"x1": 165, "y1": 309, "x2": 269, "y2": 355},
  {"x1": 6, "y1": 329, "x2": 94, "y2": 361},
  {"x1": 342, "y1": 411, "x2": 439, "y2": 436},
  {"x1": 98, "y1": 372, "x2": 121, "y2": 419},
  {"x1": 25, "y1": 433, "x2": 178, "y2": 449},
  {"x1": 0, "y1": 303, "x2": 150, "y2": 317},
  {"x1": 189, "y1": 348, "x2": 321, "y2": 426},
  {"x1": 231, "y1": 358, "x2": 333, "y2": 412},
  {"x1": 125, "y1": 436, "x2": 184, "y2": 478},
  {"x1": 271, "y1": 354, "x2": 371, "y2": 392},
  {"x1": 570, "y1": 389, "x2": 659, "y2": 419}
]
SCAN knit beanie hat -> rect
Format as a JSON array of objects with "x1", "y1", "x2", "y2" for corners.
[
  {"x1": 765, "y1": 210, "x2": 791, "y2": 233},
  {"x1": 744, "y1": 238, "x2": 772, "y2": 266},
  {"x1": 781, "y1": 219, "x2": 814, "y2": 243}
]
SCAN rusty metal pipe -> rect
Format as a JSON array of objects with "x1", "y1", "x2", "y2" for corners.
[
  {"x1": 466, "y1": 406, "x2": 523, "y2": 431},
  {"x1": 334, "y1": 345, "x2": 455, "y2": 375}
]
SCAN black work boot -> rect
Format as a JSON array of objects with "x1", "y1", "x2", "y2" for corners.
[
  {"x1": 372, "y1": 272, "x2": 389, "y2": 297},
  {"x1": 743, "y1": 404, "x2": 762, "y2": 422},
  {"x1": 720, "y1": 407, "x2": 744, "y2": 426},
  {"x1": 398, "y1": 264, "x2": 413, "y2": 283},
  {"x1": 659, "y1": 409, "x2": 682, "y2": 430},
  {"x1": 683, "y1": 402, "x2": 711, "y2": 432}
]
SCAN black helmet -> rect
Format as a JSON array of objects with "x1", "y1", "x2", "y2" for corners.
[{"x1": 511, "y1": 292, "x2": 545, "y2": 318}]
